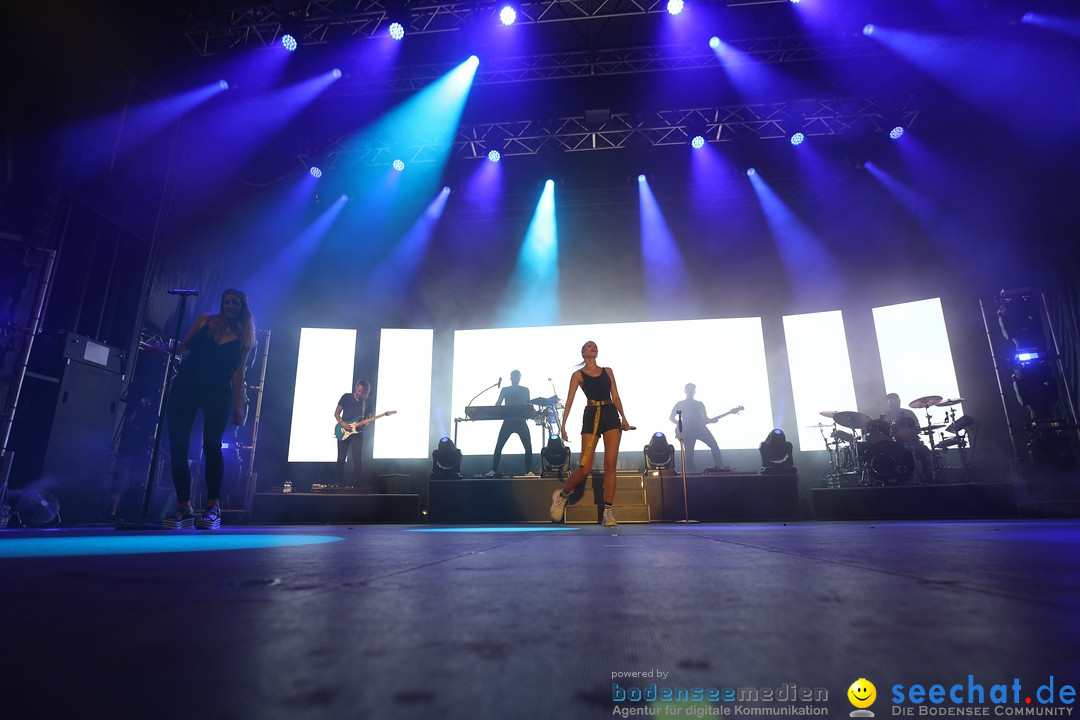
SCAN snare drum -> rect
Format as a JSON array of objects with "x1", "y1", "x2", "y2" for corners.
[
  {"x1": 864, "y1": 418, "x2": 892, "y2": 445},
  {"x1": 890, "y1": 416, "x2": 919, "y2": 444}
]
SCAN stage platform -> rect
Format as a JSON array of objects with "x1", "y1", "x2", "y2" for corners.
[
  {"x1": 251, "y1": 491, "x2": 420, "y2": 524},
  {"x1": 428, "y1": 471, "x2": 801, "y2": 523},
  {"x1": 810, "y1": 481, "x2": 1019, "y2": 520}
]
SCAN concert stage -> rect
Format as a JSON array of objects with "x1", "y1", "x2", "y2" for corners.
[{"x1": 810, "y1": 482, "x2": 1019, "y2": 520}]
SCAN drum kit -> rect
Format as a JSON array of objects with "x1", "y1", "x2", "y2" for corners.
[{"x1": 816, "y1": 395, "x2": 972, "y2": 487}]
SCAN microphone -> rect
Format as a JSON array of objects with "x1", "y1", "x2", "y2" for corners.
[
  {"x1": 497, "y1": 377, "x2": 502, "y2": 388},
  {"x1": 168, "y1": 289, "x2": 200, "y2": 296}
]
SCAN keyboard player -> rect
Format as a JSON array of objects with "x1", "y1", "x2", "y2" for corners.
[{"x1": 488, "y1": 370, "x2": 535, "y2": 477}]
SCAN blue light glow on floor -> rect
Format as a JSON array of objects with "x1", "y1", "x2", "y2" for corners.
[
  {"x1": 0, "y1": 534, "x2": 345, "y2": 558},
  {"x1": 406, "y1": 527, "x2": 579, "y2": 533}
]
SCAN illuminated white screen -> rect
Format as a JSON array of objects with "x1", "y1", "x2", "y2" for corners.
[
  {"x1": 873, "y1": 298, "x2": 963, "y2": 420},
  {"x1": 450, "y1": 319, "x2": 773, "y2": 459},
  {"x1": 288, "y1": 328, "x2": 356, "y2": 462},
  {"x1": 783, "y1": 310, "x2": 858, "y2": 452},
  {"x1": 373, "y1": 328, "x2": 433, "y2": 459}
]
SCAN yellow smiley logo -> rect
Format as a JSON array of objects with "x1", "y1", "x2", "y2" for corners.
[{"x1": 848, "y1": 678, "x2": 877, "y2": 709}]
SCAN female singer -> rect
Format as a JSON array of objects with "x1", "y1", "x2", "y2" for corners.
[
  {"x1": 163, "y1": 289, "x2": 256, "y2": 529},
  {"x1": 550, "y1": 341, "x2": 632, "y2": 527}
]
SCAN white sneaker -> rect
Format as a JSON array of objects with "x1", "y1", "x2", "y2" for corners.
[
  {"x1": 602, "y1": 507, "x2": 617, "y2": 527},
  {"x1": 550, "y1": 489, "x2": 568, "y2": 522}
]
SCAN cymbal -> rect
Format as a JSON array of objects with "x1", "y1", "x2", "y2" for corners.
[
  {"x1": 806, "y1": 422, "x2": 832, "y2": 428},
  {"x1": 832, "y1": 429, "x2": 855, "y2": 443},
  {"x1": 919, "y1": 424, "x2": 946, "y2": 433},
  {"x1": 833, "y1": 411, "x2": 871, "y2": 430},
  {"x1": 935, "y1": 436, "x2": 963, "y2": 449},
  {"x1": 530, "y1": 396, "x2": 558, "y2": 406},
  {"x1": 819, "y1": 410, "x2": 838, "y2": 418},
  {"x1": 936, "y1": 397, "x2": 965, "y2": 407},
  {"x1": 909, "y1": 395, "x2": 943, "y2": 409}
]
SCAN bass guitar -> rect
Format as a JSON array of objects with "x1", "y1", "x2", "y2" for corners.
[
  {"x1": 706, "y1": 405, "x2": 745, "y2": 423},
  {"x1": 334, "y1": 410, "x2": 397, "y2": 441}
]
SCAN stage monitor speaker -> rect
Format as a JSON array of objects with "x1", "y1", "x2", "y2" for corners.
[{"x1": 39, "y1": 333, "x2": 124, "y2": 525}]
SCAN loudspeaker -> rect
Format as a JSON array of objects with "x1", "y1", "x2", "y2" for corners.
[{"x1": 39, "y1": 334, "x2": 124, "y2": 525}]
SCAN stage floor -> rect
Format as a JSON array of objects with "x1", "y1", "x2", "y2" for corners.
[{"x1": 3, "y1": 519, "x2": 1079, "y2": 719}]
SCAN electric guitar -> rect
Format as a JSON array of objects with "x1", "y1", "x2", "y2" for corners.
[
  {"x1": 706, "y1": 405, "x2": 745, "y2": 424},
  {"x1": 334, "y1": 410, "x2": 397, "y2": 441}
]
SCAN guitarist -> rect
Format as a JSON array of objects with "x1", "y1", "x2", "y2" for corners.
[
  {"x1": 669, "y1": 383, "x2": 727, "y2": 472},
  {"x1": 334, "y1": 379, "x2": 372, "y2": 487}
]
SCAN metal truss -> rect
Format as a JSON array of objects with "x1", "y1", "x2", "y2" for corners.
[
  {"x1": 302, "y1": 95, "x2": 918, "y2": 167},
  {"x1": 183, "y1": 0, "x2": 678, "y2": 56}
]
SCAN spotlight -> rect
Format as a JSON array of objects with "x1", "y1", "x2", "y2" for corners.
[
  {"x1": 541, "y1": 435, "x2": 572, "y2": 478},
  {"x1": 709, "y1": 36, "x2": 721, "y2": 50},
  {"x1": 309, "y1": 166, "x2": 322, "y2": 178},
  {"x1": 431, "y1": 437, "x2": 463, "y2": 479},
  {"x1": 281, "y1": 34, "x2": 298, "y2": 52},
  {"x1": 389, "y1": 22, "x2": 405, "y2": 40},
  {"x1": 331, "y1": 68, "x2": 342, "y2": 79},
  {"x1": 691, "y1": 135, "x2": 705, "y2": 149},
  {"x1": 889, "y1": 126, "x2": 904, "y2": 140},
  {"x1": 759, "y1": 429, "x2": 796, "y2": 475},
  {"x1": 862, "y1": 23, "x2": 875, "y2": 36},
  {"x1": 637, "y1": 174, "x2": 646, "y2": 182},
  {"x1": 644, "y1": 432, "x2": 675, "y2": 472},
  {"x1": 499, "y1": 5, "x2": 517, "y2": 26},
  {"x1": 666, "y1": 0, "x2": 684, "y2": 16},
  {"x1": 218, "y1": 79, "x2": 230, "y2": 90},
  {"x1": 392, "y1": 159, "x2": 405, "y2": 172},
  {"x1": 790, "y1": 132, "x2": 805, "y2": 146},
  {"x1": 746, "y1": 168, "x2": 756, "y2": 177},
  {"x1": 487, "y1": 149, "x2": 501, "y2": 163}
]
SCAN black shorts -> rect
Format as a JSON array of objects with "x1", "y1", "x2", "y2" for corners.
[{"x1": 581, "y1": 404, "x2": 621, "y2": 436}]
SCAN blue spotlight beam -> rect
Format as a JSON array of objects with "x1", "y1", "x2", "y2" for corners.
[
  {"x1": 638, "y1": 177, "x2": 697, "y2": 319},
  {"x1": 495, "y1": 181, "x2": 559, "y2": 327},
  {"x1": 747, "y1": 171, "x2": 841, "y2": 307}
]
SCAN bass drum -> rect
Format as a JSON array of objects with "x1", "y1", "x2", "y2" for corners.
[
  {"x1": 864, "y1": 419, "x2": 892, "y2": 445},
  {"x1": 861, "y1": 441, "x2": 915, "y2": 486}
]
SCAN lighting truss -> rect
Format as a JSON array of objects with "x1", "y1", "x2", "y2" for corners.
[
  {"x1": 300, "y1": 96, "x2": 918, "y2": 168},
  {"x1": 183, "y1": 0, "x2": 677, "y2": 56}
]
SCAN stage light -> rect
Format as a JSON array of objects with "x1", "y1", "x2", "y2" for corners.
[
  {"x1": 998, "y1": 290, "x2": 1045, "y2": 351},
  {"x1": 309, "y1": 166, "x2": 322, "y2": 179},
  {"x1": 332, "y1": 68, "x2": 342, "y2": 79},
  {"x1": 709, "y1": 36, "x2": 721, "y2": 50},
  {"x1": 541, "y1": 435, "x2": 571, "y2": 478},
  {"x1": 637, "y1": 174, "x2": 646, "y2": 182},
  {"x1": 218, "y1": 80, "x2": 230, "y2": 90},
  {"x1": 666, "y1": 0, "x2": 684, "y2": 16},
  {"x1": 488, "y1": 149, "x2": 501, "y2": 163},
  {"x1": 392, "y1": 159, "x2": 405, "y2": 172},
  {"x1": 1022, "y1": 12, "x2": 1034, "y2": 23},
  {"x1": 389, "y1": 22, "x2": 405, "y2": 40},
  {"x1": 340, "y1": 194, "x2": 349, "y2": 202},
  {"x1": 759, "y1": 429, "x2": 796, "y2": 474},
  {"x1": 746, "y1": 168, "x2": 756, "y2": 177},
  {"x1": 790, "y1": 132, "x2": 805, "y2": 146},
  {"x1": 644, "y1": 432, "x2": 675, "y2": 472},
  {"x1": 863, "y1": 24, "x2": 875, "y2": 36},
  {"x1": 889, "y1": 126, "x2": 904, "y2": 140},
  {"x1": 281, "y1": 34, "x2": 298, "y2": 52},
  {"x1": 499, "y1": 6, "x2": 517, "y2": 26},
  {"x1": 467, "y1": 55, "x2": 480, "y2": 68},
  {"x1": 691, "y1": 135, "x2": 705, "y2": 149},
  {"x1": 431, "y1": 437, "x2": 463, "y2": 479}
]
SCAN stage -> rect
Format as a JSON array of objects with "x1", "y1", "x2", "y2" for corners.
[{"x1": 2, "y1": 519, "x2": 1078, "y2": 719}]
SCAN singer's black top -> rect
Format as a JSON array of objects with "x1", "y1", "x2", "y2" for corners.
[
  {"x1": 176, "y1": 324, "x2": 243, "y2": 392},
  {"x1": 578, "y1": 368, "x2": 612, "y2": 402}
]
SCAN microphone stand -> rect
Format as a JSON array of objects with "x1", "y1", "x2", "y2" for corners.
[
  {"x1": 675, "y1": 411, "x2": 696, "y2": 523},
  {"x1": 118, "y1": 289, "x2": 198, "y2": 530}
]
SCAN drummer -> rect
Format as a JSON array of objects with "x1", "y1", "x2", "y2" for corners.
[
  {"x1": 881, "y1": 393, "x2": 919, "y2": 427},
  {"x1": 882, "y1": 393, "x2": 933, "y2": 482}
]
